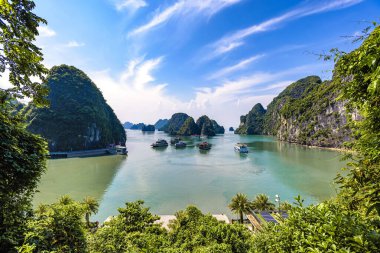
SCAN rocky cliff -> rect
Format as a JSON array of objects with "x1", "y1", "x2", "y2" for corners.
[
  {"x1": 163, "y1": 113, "x2": 224, "y2": 136},
  {"x1": 236, "y1": 76, "x2": 351, "y2": 148},
  {"x1": 154, "y1": 119, "x2": 169, "y2": 130},
  {"x1": 235, "y1": 103, "x2": 266, "y2": 135},
  {"x1": 25, "y1": 65, "x2": 126, "y2": 152}
]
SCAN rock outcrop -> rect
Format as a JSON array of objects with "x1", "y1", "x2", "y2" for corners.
[
  {"x1": 235, "y1": 103, "x2": 266, "y2": 135},
  {"x1": 25, "y1": 65, "x2": 126, "y2": 152},
  {"x1": 177, "y1": 117, "x2": 200, "y2": 136},
  {"x1": 235, "y1": 75, "x2": 351, "y2": 148},
  {"x1": 154, "y1": 119, "x2": 169, "y2": 130}
]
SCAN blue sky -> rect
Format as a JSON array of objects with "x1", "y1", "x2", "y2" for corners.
[{"x1": 28, "y1": 0, "x2": 380, "y2": 127}]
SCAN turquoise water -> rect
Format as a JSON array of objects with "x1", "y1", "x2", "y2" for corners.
[{"x1": 34, "y1": 130, "x2": 345, "y2": 222}]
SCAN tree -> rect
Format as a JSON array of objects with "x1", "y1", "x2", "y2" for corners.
[
  {"x1": 332, "y1": 24, "x2": 380, "y2": 215},
  {"x1": 0, "y1": 1, "x2": 48, "y2": 251},
  {"x1": 19, "y1": 197, "x2": 87, "y2": 253},
  {"x1": 0, "y1": 103, "x2": 47, "y2": 251},
  {"x1": 82, "y1": 196, "x2": 99, "y2": 227},
  {"x1": 0, "y1": 0, "x2": 48, "y2": 106},
  {"x1": 252, "y1": 200, "x2": 379, "y2": 252},
  {"x1": 228, "y1": 193, "x2": 254, "y2": 223},
  {"x1": 252, "y1": 194, "x2": 275, "y2": 211}
]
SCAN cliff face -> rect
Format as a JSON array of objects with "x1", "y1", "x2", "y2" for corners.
[
  {"x1": 235, "y1": 103, "x2": 266, "y2": 135},
  {"x1": 25, "y1": 65, "x2": 126, "y2": 152},
  {"x1": 163, "y1": 113, "x2": 224, "y2": 136},
  {"x1": 236, "y1": 76, "x2": 351, "y2": 148},
  {"x1": 162, "y1": 113, "x2": 190, "y2": 135},
  {"x1": 177, "y1": 117, "x2": 200, "y2": 136},
  {"x1": 154, "y1": 119, "x2": 169, "y2": 130}
]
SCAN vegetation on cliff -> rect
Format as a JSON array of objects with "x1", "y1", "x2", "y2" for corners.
[
  {"x1": 177, "y1": 117, "x2": 200, "y2": 136},
  {"x1": 141, "y1": 124, "x2": 155, "y2": 132},
  {"x1": 196, "y1": 115, "x2": 216, "y2": 136},
  {"x1": 235, "y1": 103, "x2": 266, "y2": 135},
  {"x1": 163, "y1": 113, "x2": 224, "y2": 136},
  {"x1": 154, "y1": 119, "x2": 169, "y2": 130},
  {"x1": 236, "y1": 75, "x2": 350, "y2": 148},
  {"x1": 24, "y1": 65, "x2": 126, "y2": 152}
]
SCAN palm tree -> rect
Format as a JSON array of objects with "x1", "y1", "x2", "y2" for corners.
[
  {"x1": 252, "y1": 194, "x2": 275, "y2": 211},
  {"x1": 82, "y1": 196, "x2": 99, "y2": 227},
  {"x1": 228, "y1": 193, "x2": 254, "y2": 224},
  {"x1": 59, "y1": 195, "x2": 74, "y2": 205}
]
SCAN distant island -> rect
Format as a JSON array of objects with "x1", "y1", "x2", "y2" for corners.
[
  {"x1": 161, "y1": 113, "x2": 224, "y2": 136},
  {"x1": 229, "y1": 127, "x2": 234, "y2": 131},
  {"x1": 24, "y1": 65, "x2": 126, "y2": 152},
  {"x1": 235, "y1": 76, "x2": 350, "y2": 148},
  {"x1": 154, "y1": 119, "x2": 169, "y2": 130}
]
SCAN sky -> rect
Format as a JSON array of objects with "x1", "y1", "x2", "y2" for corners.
[{"x1": 6, "y1": 0, "x2": 380, "y2": 127}]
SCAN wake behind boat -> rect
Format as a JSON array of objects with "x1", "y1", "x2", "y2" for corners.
[
  {"x1": 151, "y1": 139, "x2": 169, "y2": 148},
  {"x1": 234, "y1": 143, "x2": 249, "y2": 153}
]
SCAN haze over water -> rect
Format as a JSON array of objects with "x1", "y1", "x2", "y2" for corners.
[{"x1": 34, "y1": 130, "x2": 345, "y2": 222}]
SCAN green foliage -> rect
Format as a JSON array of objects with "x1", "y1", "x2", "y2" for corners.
[
  {"x1": 0, "y1": 104, "x2": 47, "y2": 252},
  {"x1": 333, "y1": 25, "x2": 380, "y2": 215},
  {"x1": 235, "y1": 103, "x2": 266, "y2": 135},
  {"x1": 0, "y1": 0, "x2": 48, "y2": 106},
  {"x1": 211, "y1": 120, "x2": 225, "y2": 134},
  {"x1": 252, "y1": 194, "x2": 275, "y2": 211},
  {"x1": 228, "y1": 193, "x2": 254, "y2": 223},
  {"x1": 19, "y1": 196, "x2": 87, "y2": 253},
  {"x1": 163, "y1": 112, "x2": 190, "y2": 135},
  {"x1": 252, "y1": 200, "x2": 380, "y2": 252},
  {"x1": 88, "y1": 200, "x2": 167, "y2": 253},
  {"x1": 177, "y1": 117, "x2": 200, "y2": 136},
  {"x1": 82, "y1": 196, "x2": 99, "y2": 227},
  {"x1": 196, "y1": 115, "x2": 216, "y2": 136},
  {"x1": 167, "y1": 206, "x2": 253, "y2": 253},
  {"x1": 24, "y1": 65, "x2": 126, "y2": 151}
]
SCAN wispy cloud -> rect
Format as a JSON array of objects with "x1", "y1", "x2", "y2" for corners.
[
  {"x1": 64, "y1": 41, "x2": 85, "y2": 48},
  {"x1": 207, "y1": 0, "x2": 364, "y2": 59},
  {"x1": 90, "y1": 57, "x2": 186, "y2": 124},
  {"x1": 115, "y1": 0, "x2": 147, "y2": 12},
  {"x1": 38, "y1": 26, "x2": 56, "y2": 37},
  {"x1": 128, "y1": 0, "x2": 241, "y2": 37},
  {"x1": 207, "y1": 54, "x2": 264, "y2": 80}
]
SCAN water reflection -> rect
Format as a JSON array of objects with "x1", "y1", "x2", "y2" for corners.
[{"x1": 33, "y1": 155, "x2": 125, "y2": 206}]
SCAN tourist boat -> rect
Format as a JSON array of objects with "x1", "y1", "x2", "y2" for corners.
[
  {"x1": 175, "y1": 141, "x2": 187, "y2": 148},
  {"x1": 151, "y1": 139, "x2": 168, "y2": 148},
  {"x1": 170, "y1": 137, "x2": 181, "y2": 145},
  {"x1": 198, "y1": 142, "x2": 212, "y2": 150},
  {"x1": 234, "y1": 143, "x2": 249, "y2": 153}
]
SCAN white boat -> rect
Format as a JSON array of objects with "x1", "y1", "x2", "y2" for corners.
[{"x1": 234, "y1": 143, "x2": 249, "y2": 153}]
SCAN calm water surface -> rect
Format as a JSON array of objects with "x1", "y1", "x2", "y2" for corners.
[{"x1": 34, "y1": 130, "x2": 345, "y2": 221}]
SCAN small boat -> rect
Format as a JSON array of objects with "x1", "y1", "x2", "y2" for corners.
[
  {"x1": 115, "y1": 145, "x2": 128, "y2": 155},
  {"x1": 198, "y1": 142, "x2": 212, "y2": 150},
  {"x1": 234, "y1": 143, "x2": 249, "y2": 153},
  {"x1": 151, "y1": 139, "x2": 168, "y2": 148},
  {"x1": 170, "y1": 137, "x2": 181, "y2": 145},
  {"x1": 175, "y1": 141, "x2": 187, "y2": 148}
]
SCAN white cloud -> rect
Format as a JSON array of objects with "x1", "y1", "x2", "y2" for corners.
[
  {"x1": 65, "y1": 41, "x2": 85, "y2": 48},
  {"x1": 89, "y1": 57, "x2": 186, "y2": 125},
  {"x1": 207, "y1": 54, "x2": 264, "y2": 80},
  {"x1": 89, "y1": 55, "x2": 325, "y2": 128},
  {"x1": 38, "y1": 26, "x2": 56, "y2": 37},
  {"x1": 115, "y1": 0, "x2": 147, "y2": 11},
  {"x1": 129, "y1": 0, "x2": 241, "y2": 36},
  {"x1": 207, "y1": 0, "x2": 364, "y2": 59}
]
